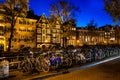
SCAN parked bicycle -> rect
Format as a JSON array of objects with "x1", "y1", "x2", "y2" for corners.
[{"x1": 18, "y1": 54, "x2": 50, "y2": 73}]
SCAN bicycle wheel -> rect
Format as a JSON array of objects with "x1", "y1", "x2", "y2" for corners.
[
  {"x1": 18, "y1": 61, "x2": 24, "y2": 72},
  {"x1": 65, "y1": 58, "x2": 72, "y2": 67},
  {"x1": 41, "y1": 60, "x2": 50, "y2": 72},
  {"x1": 35, "y1": 58, "x2": 42, "y2": 71},
  {"x1": 21, "y1": 60, "x2": 33, "y2": 73}
]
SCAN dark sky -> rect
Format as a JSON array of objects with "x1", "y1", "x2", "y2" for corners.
[{"x1": 29, "y1": 0, "x2": 114, "y2": 27}]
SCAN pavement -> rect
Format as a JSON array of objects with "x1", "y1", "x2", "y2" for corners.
[
  {"x1": 45, "y1": 56, "x2": 120, "y2": 80},
  {"x1": 4, "y1": 56, "x2": 120, "y2": 80}
]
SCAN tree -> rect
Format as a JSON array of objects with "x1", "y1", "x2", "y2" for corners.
[
  {"x1": 49, "y1": 0, "x2": 80, "y2": 47},
  {"x1": 62, "y1": 19, "x2": 76, "y2": 47},
  {"x1": 86, "y1": 20, "x2": 97, "y2": 44},
  {"x1": 26, "y1": 9, "x2": 40, "y2": 20},
  {"x1": 104, "y1": 0, "x2": 120, "y2": 44},
  {"x1": 104, "y1": 0, "x2": 120, "y2": 25},
  {"x1": 0, "y1": 0, "x2": 28, "y2": 52}
]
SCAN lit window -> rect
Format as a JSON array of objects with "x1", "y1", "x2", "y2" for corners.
[
  {"x1": 46, "y1": 35, "x2": 51, "y2": 42},
  {"x1": 42, "y1": 20, "x2": 45, "y2": 22},
  {"x1": 85, "y1": 38, "x2": 87, "y2": 42},
  {"x1": 20, "y1": 27, "x2": 25, "y2": 29},
  {"x1": 52, "y1": 29, "x2": 56, "y2": 33},
  {"x1": 71, "y1": 28, "x2": 76, "y2": 31},
  {"x1": 46, "y1": 29, "x2": 51, "y2": 34},
  {"x1": 37, "y1": 28, "x2": 41, "y2": 33},
  {"x1": 46, "y1": 35, "x2": 50, "y2": 38},
  {"x1": 56, "y1": 21, "x2": 59, "y2": 24},
  {"x1": 57, "y1": 30, "x2": 60, "y2": 33},
  {"x1": 74, "y1": 28, "x2": 76, "y2": 30},
  {"x1": 0, "y1": 32, "x2": 4, "y2": 35},
  {"x1": 37, "y1": 35, "x2": 41, "y2": 38},
  {"x1": 56, "y1": 25, "x2": 60, "y2": 28},
  {"x1": 110, "y1": 38, "x2": 115, "y2": 40},
  {"x1": 37, "y1": 38, "x2": 41, "y2": 42},
  {"x1": 52, "y1": 34, "x2": 56, "y2": 37},
  {"x1": 52, "y1": 38, "x2": 56, "y2": 43},
  {"x1": 28, "y1": 27, "x2": 32, "y2": 30},
  {"x1": 72, "y1": 36, "x2": 76, "y2": 39}
]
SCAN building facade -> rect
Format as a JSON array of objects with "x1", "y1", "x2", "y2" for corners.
[
  {"x1": 36, "y1": 14, "x2": 62, "y2": 48},
  {"x1": 76, "y1": 29, "x2": 105, "y2": 46},
  {"x1": 76, "y1": 27, "x2": 118, "y2": 46},
  {"x1": 1, "y1": 17, "x2": 37, "y2": 51},
  {"x1": 0, "y1": 13, "x2": 119, "y2": 52}
]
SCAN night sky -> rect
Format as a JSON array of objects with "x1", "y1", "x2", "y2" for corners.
[{"x1": 29, "y1": 0, "x2": 114, "y2": 27}]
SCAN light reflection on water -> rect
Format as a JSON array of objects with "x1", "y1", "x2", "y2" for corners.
[{"x1": 69, "y1": 56, "x2": 120, "y2": 72}]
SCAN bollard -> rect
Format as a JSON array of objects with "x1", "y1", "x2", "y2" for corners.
[
  {"x1": 0, "y1": 61, "x2": 3, "y2": 79},
  {"x1": 0, "y1": 58, "x2": 9, "y2": 79}
]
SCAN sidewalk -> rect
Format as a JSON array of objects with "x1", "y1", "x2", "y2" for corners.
[{"x1": 45, "y1": 56, "x2": 120, "y2": 80}]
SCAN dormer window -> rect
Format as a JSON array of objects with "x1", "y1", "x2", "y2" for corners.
[{"x1": 42, "y1": 20, "x2": 45, "y2": 22}]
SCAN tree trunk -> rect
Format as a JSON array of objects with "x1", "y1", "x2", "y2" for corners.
[
  {"x1": 62, "y1": 37, "x2": 67, "y2": 48},
  {"x1": 7, "y1": 17, "x2": 14, "y2": 52}
]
